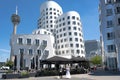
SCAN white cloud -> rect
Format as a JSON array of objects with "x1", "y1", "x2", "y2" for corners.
[{"x1": 0, "y1": 49, "x2": 10, "y2": 53}]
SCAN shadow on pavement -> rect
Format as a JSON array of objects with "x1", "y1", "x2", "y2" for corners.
[{"x1": 89, "y1": 69, "x2": 120, "y2": 76}]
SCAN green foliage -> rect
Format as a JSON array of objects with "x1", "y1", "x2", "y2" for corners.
[
  {"x1": 5, "y1": 60, "x2": 14, "y2": 68},
  {"x1": 6, "y1": 70, "x2": 13, "y2": 74},
  {"x1": 90, "y1": 55, "x2": 102, "y2": 65},
  {"x1": 21, "y1": 71, "x2": 29, "y2": 76}
]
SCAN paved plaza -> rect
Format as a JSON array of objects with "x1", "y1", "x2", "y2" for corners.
[{"x1": 1, "y1": 70, "x2": 120, "y2": 80}]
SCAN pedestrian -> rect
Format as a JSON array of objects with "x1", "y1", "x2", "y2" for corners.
[
  {"x1": 59, "y1": 66, "x2": 63, "y2": 79},
  {"x1": 65, "y1": 65, "x2": 71, "y2": 79}
]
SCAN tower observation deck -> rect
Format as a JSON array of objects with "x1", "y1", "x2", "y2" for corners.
[{"x1": 11, "y1": 6, "x2": 20, "y2": 35}]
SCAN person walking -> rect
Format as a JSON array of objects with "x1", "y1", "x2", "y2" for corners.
[
  {"x1": 59, "y1": 66, "x2": 63, "y2": 79},
  {"x1": 65, "y1": 66, "x2": 71, "y2": 79}
]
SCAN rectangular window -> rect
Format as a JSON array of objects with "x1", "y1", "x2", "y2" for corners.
[
  {"x1": 18, "y1": 38, "x2": 23, "y2": 44},
  {"x1": 76, "y1": 44, "x2": 79, "y2": 48},
  {"x1": 72, "y1": 16, "x2": 75, "y2": 19},
  {"x1": 115, "y1": 0, "x2": 120, "y2": 3},
  {"x1": 71, "y1": 50, "x2": 74, "y2": 54},
  {"x1": 42, "y1": 40, "x2": 47, "y2": 46},
  {"x1": 37, "y1": 50, "x2": 41, "y2": 56},
  {"x1": 106, "y1": 9, "x2": 113, "y2": 16},
  {"x1": 20, "y1": 49, "x2": 24, "y2": 54},
  {"x1": 27, "y1": 39, "x2": 31, "y2": 45},
  {"x1": 68, "y1": 26, "x2": 71, "y2": 30},
  {"x1": 107, "y1": 45, "x2": 116, "y2": 52},
  {"x1": 107, "y1": 20, "x2": 113, "y2": 28},
  {"x1": 63, "y1": 28, "x2": 66, "y2": 31},
  {"x1": 116, "y1": 7, "x2": 120, "y2": 14},
  {"x1": 29, "y1": 49, "x2": 33, "y2": 55},
  {"x1": 67, "y1": 16, "x2": 70, "y2": 19},
  {"x1": 107, "y1": 32, "x2": 115, "y2": 40},
  {"x1": 69, "y1": 38, "x2": 72, "y2": 41},
  {"x1": 68, "y1": 21, "x2": 70, "y2": 25},
  {"x1": 69, "y1": 32, "x2": 72, "y2": 35},
  {"x1": 35, "y1": 39, "x2": 39, "y2": 45},
  {"x1": 118, "y1": 18, "x2": 120, "y2": 25},
  {"x1": 105, "y1": 0, "x2": 112, "y2": 4},
  {"x1": 70, "y1": 44, "x2": 73, "y2": 47}
]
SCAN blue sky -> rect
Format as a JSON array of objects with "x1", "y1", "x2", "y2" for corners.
[{"x1": 0, "y1": 0, "x2": 99, "y2": 62}]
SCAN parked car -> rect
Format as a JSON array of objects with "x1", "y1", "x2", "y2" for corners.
[{"x1": 0, "y1": 66, "x2": 10, "y2": 70}]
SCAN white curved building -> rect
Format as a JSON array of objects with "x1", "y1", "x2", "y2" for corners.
[
  {"x1": 55, "y1": 11, "x2": 85, "y2": 58},
  {"x1": 38, "y1": 0, "x2": 63, "y2": 34},
  {"x1": 10, "y1": 0, "x2": 85, "y2": 70}
]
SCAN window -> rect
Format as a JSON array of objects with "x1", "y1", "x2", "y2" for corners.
[
  {"x1": 105, "y1": 0, "x2": 112, "y2": 4},
  {"x1": 64, "y1": 33, "x2": 66, "y2": 36},
  {"x1": 64, "y1": 38, "x2": 67, "y2": 42},
  {"x1": 72, "y1": 16, "x2": 75, "y2": 19},
  {"x1": 74, "y1": 32, "x2": 77, "y2": 36},
  {"x1": 69, "y1": 38, "x2": 72, "y2": 41},
  {"x1": 71, "y1": 50, "x2": 74, "y2": 53},
  {"x1": 27, "y1": 39, "x2": 31, "y2": 45},
  {"x1": 59, "y1": 19, "x2": 61, "y2": 22},
  {"x1": 50, "y1": 25, "x2": 53, "y2": 27},
  {"x1": 60, "y1": 29, "x2": 62, "y2": 32},
  {"x1": 49, "y1": 8, "x2": 52, "y2": 10},
  {"x1": 67, "y1": 16, "x2": 70, "y2": 19},
  {"x1": 46, "y1": 16, "x2": 48, "y2": 19},
  {"x1": 73, "y1": 27, "x2": 76, "y2": 30},
  {"x1": 116, "y1": 7, "x2": 120, "y2": 14},
  {"x1": 107, "y1": 20, "x2": 113, "y2": 27},
  {"x1": 76, "y1": 50, "x2": 80, "y2": 54},
  {"x1": 63, "y1": 22, "x2": 65, "y2": 26},
  {"x1": 107, "y1": 32, "x2": 115, "y2": 40},
  {"x1": 118, "y1": 18, "x2": 120, "y2": 25},
  {"x1": 37, "y1": 50, "x2": 41, "y2": 56},
  {"x1": 18, "y1": 38, "x2": 23, "y2": 44},
  {"x1": 19, "y1": 49, "x2": 24, "y2": 54},
  {"x1": 60, "y1": 34, "x2": 62, "y2": 37},
  {"x1": 35, "y1": 39, "x2": 39, "y2": 45},
  {"x1": 65, "y1": 44, "x2": 68, "y2": 48},
  {"x1": 75, "y1": 38, "x2": 78, "y2": 41},
  {"x1": 116, "y1": 0, "x2": 120, "y2": 3},
  {"x1": 54, "y1": 8, "x2": 56, "y2": 11},
  {"x1": 70, "y1": 44, "x2": 73, "y2": 47},
  {"x1": 69, "y1": 32, "x2": 72, "y2": 35},
  {"x1": 61, "y1": 39, "x2": 63, "y2": 43},
  {"x1": 50, "y1": 12, "x2": 52, "y2": 14},
  {"x1": 66, "y1": 50, "x2": 69, "y2": 53},
  {"x1": 68, "y1": 26, "x2": 71, "y2": 30},
  {"x1": 59, "y1": 24, "x2": 61, "y2": 27},
  {"x1": 63, "y1": 18, "x2": 65, "y2": 20},
  {"x1": 73, "y1": 21, "x2": 76, "y2": 25},
  {"x1": 76, "y1": 44, "x2": 79, "y2": 48},
  {"x1": 63, "y1": 28, "x2": 66, "y2": 31},
  {"x1": 46, "y1": 12, "x2": 48, "y2": 15},
  {"x1": 54, "y1": 12, "x2": 56, "y2": 15},
  {"x1": 106, "y1": 9, "x2": 113, "y2": 16},
  {"x1": 107, "y1": 45, "x2": 116, "y2": 52},
  {"x1": 68, "y1": 21, "x2": 70, "y2": 25},
  {"x1": 50, "y1": 16, "x2": 52, "y2": 19},
  {"x1": 29, "y1": 49, "x2": 33, "y2": 55},
  {"x1": 46, "y1": 8, "x2": 48, "y2": 11},
  {"x1": 61, "y1": 45, "x2": 64, "y2": 48}
]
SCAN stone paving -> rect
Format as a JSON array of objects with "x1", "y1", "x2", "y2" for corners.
[{"x1": 1, "y1": 69, "x2": 120, "y2": 80}]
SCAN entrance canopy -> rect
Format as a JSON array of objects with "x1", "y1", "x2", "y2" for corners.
[{"x1": 40, "y1": 56, "x2": 88, "y2": 64}]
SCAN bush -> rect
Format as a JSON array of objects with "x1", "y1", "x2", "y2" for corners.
[
  {"x1": 6, "y1": 70, "x2": 13, "y2": 74},
  {"x1": 19, "y1": 71, "x2": 29, "y2": 78}
]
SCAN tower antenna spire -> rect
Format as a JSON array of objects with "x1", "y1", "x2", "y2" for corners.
[{"x1": 16, "y1": 6, "x2": 18, "y2": 15}]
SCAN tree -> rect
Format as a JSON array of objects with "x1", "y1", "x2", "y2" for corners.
[
  {"x1": 5, "y1": 60, "x2": 14, "y2": 69},
  {"x1": 90, "y1": 55, "x2": 102, "y2": 66}
]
